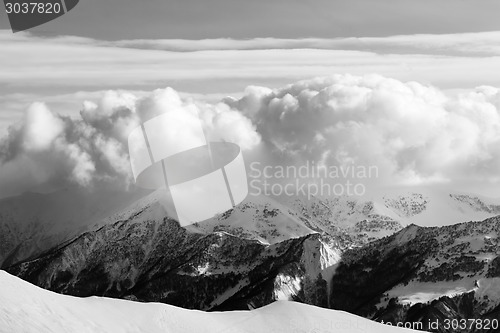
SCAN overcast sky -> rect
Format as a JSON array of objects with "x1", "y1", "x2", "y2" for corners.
[{"x1": 2, "y1": 0, "x2": 500, "y2": 39}]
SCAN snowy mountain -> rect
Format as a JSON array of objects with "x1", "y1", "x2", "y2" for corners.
[
  {"x1": 0, "y1": 270, "x2": 421, "y2": 333},
  {"x1": 1, "y1": 185, "x2": 500, "y2": 332},
  {"x1": 329, "y1": 217, "x2": 500, "y2": 332},
  {"x1": 5, "y1": 196, "x2": 342, "y2": 311},
  {"x1": 1, "y1": 184, "x2": 498, "y2": 270},
  {"x1": 373, "y1": 187, "x2": 500, "y2": 227},
  {"x1": 188, "y1": 194, "x2": 317, "y2": 244},
  {"x1": 190, "y1": 187, "x2": 500, "y2": 248}
]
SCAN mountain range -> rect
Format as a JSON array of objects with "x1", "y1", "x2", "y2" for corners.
[{"x1": 1, "y1": 186, "x2": 499, "y2": 332}]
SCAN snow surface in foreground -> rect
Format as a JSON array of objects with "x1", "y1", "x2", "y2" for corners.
[{"x1": 0, "y1": 271, "x2": 422, "y2": 333}]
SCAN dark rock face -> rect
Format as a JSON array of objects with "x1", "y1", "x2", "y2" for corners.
[
  {"x1": 330, "y1": 245, "x2": 428, "y2": 316},
  {"x1": 487, "y1": 256, "x2": 500, "y2": 278},
  {"x1": 5, "y1": 202, "x2": 337, "y2": 311}
]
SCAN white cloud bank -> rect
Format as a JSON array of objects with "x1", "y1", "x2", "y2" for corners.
[
  {"x1": 0, "y1": 74, "x2": 498, "y2": 198},
  {"x1": 234, "y1": 75, "x2": 500, "y2": 190},
  {"x1": 0, "y1": 88, "x2": 260, "y2": 197}
]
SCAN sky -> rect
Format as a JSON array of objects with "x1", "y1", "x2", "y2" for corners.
[
  {"x1": 2, "y1": 0, "x2": 500, "y2": 39},
  {"x1": 4, "y1": 30, "x2": 500, "y2": 128},
  {"x1": 0, "y1": 0, "x2": 500, "y2": 199}
]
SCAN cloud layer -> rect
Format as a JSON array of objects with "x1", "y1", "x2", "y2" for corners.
[
  {"x1": 4, "y1": 30, "x2": 500, "y2": 94},
  {"x1": 0, "y1": 88, "x2": 260, "y2": 197},
  {"x1": 233, "y1": 75, "x2": 500, "y2": 188},
  {"x1": 0, "y1": 75, "x2": 499, "y2": 198},
  {"x1": 107, "y1": 32, "x2": 500, "y2": 56}
]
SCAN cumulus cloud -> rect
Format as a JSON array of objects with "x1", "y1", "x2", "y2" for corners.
[
  {"x1": 0, "y1": 75, "x2": 499, "y2": 199},
  {"x1": 0, "y1": 88, "x2": 260, "y2": 198},
  {"x1": 230, "y1": 74, "x2": 500, "y2": 188}
]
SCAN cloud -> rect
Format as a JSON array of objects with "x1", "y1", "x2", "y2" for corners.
[
  {"x1": 106, "y1": 32, "x2": 500, "y2": 57},
  {"x1": 22, "y1": 103, "x2": 64, "y2": 151},
  {"x1": 0, "y1": 75, "x2": 499, "y2": 199},
  {"x1": 4, "y1": 30, "x2": 500, "y2": 99},
  {"x1": 230, "y1": 74, "x2": 500, "y2": 188},
  {"x1": 0, "y1": 88, "x2": 260, "y2": 198},
  {"x1": 7, "y1": 30, "x2": 500, "y2": 56}
]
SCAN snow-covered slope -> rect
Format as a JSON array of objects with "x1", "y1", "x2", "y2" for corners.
[
  {"x1": 0, "y1": 270, "x2": 422, "y2": 333},
  {"x1": 370, "y1": 186, "x2": 500, "y2": 227},
  {"x1": 188, "y1": 194, "x2": 316, "y2": 244},
  {"x1": 281, "y1": 194, "x2": 403, "y2": 245}
]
